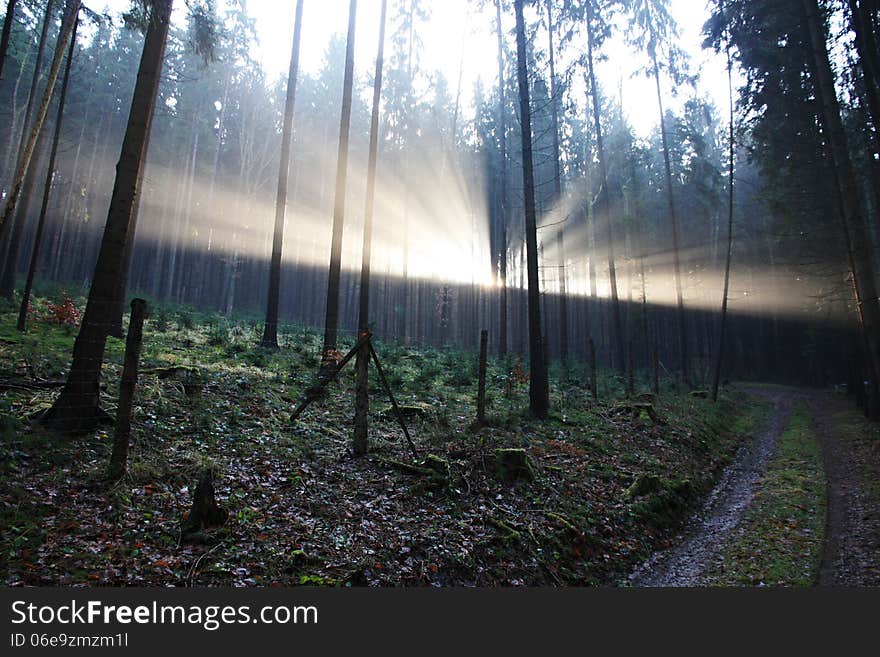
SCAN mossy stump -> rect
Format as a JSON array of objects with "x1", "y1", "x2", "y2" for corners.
[
  {"x1": 494, "y1": 448, "x2": 534, "y2": 482},
  {"x1": 614, "y1": 401, "x2": 664, "y2": 425},
  {"x1": 422, "y1": 454, "x2": 451, "y2": 485},
  {"x1": 625, "y1": 473, "x2": 663, "y2": 499}
]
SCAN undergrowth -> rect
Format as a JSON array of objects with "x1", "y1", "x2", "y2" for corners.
[{"x1": 1, "y1": 296, "x2": 764, "y2": 586}]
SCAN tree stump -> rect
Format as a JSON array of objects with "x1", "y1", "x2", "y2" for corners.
[
  {"x1": 182, "y1": 470, "x2": 228, "y2": 540},
  {"x1": 494, "y1": 448, "x2": 534, "y2": 482}
]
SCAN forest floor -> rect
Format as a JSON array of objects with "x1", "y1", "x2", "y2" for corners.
[{"x1": 0, "y1": 293, "x2": 877, "y2": 587}]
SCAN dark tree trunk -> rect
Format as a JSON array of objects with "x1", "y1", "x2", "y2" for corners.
[
  {"x1": 354, "y1": 0, "x2": 386, "y2": 457},
  {"x1": 18, "y1": 12, "x2": 78, "y2": 331},
  {"x1": 495, "y1": 0, "x2": 508, "y2": 357},
  {"x1": 321, "y1": 0, "x2": 357, "y2": 363},
  {"x1": 802, "y1": 0, "x2": 880, "y2": 417},
  {"x1": 848, "y1": 0, "x2": 880, "y2": 230},
  {"x1": 651, "y1": 53, "x2": 689, "y2": 385},
  {"x1": 0, "y1": 0, "x2": 55, "y2": 298},
  {"x1": 0, "y1": 0, "x2": 75, "y2": 254},
  {"x1": 261, "y1": 0, "x2": 304, "y2": 348},
  {"x1": 514, "y1": 0, "x2": 549, "y2": 418},
  {"x1": 586, "y1": 1, "x2": 625, "y2": 373},
  {"x1": 0, "y1": 0, "x2": 17, "y2": 80},
  {"x1": 546, "y1": 0, "x2": 567, "y2": 361},
  {"x1": 712, "y1": 10, "x2": 734, "y2": 403},
  {"x1": 41, "y1": 0, "x2": 171, "y2": 433}
]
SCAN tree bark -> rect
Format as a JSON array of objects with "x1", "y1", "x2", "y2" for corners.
[
  {"x1": 545, "y1": 0, "x2": 568, "y2": 361},
  {"x1": 712, "y1": 6, "x2": 734, "y2": 403},
  {"x1": 586, "y1": 1, "x2": 625, "y2": 374},
  {"x1": 354, "y1": 0, "x2": 387, "y2": 457},
  {"x1": 18, "y1": 12, "x2": 78, "y2": 331},
  {"x1": 514, "y1": 0, "x2": 549, "y2": 418},
  {"x1": 321, "y1": 0, "x2": 357, "y2": 363},
  {"x1": 0, "y1": 0, "x2": 76, "y2": 249},
  {"x1": 495, "y1": 0, "x2": 508, "y2": 357},
  {"x1": 0, "y1": 0, "x2": 55, "y2": 297},
  {"x1": 802, "y1": 0, "x2": 880, "y2": 416},
  {"x1": 42, "y1": 0, "x2": 171, "y2": 433},
  {"x1": 651, "y1": 53, "x2": 689, "y2": 385},
  {"x1": 0, "y1": 0, "x2": 17, "y2": 80},
  {"x1": 261, "y1": 0, "x2": 304, "y2": 348}
]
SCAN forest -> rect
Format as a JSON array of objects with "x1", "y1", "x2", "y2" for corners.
[{"x1": 0, "y1": 0, "x2": 878, "y2": 589}]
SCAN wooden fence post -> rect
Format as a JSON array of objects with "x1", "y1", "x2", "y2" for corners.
[
  {"x1": 108, "y1": 298, "x2": 146, "y2": 480},
  {"x1": 628, "y1": 339, "x2": 635, "y2": 397},
  {"x1": 653, "y1": 342, "x2": 660, "y2": 396},
  {"x1": 477, "y1": 329, "x2": 488, "y2": 424},
  {"x1": 589, "y1": 337, "x2": 597, "y2": 401}
]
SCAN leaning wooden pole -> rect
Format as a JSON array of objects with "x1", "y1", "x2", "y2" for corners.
[{"x1": 368, "y1": 341, "x2": 418, "y2": 459}]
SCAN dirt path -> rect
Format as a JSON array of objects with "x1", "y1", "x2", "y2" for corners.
[
  {"x1": 807, "y1": 392, "x2": 880, "y2": 586},
  {"x1": 630, "y1": 387, "x2": 880, "y2": 587},
  {"x1": 629, "y1": 388, "x2": 791, "y2": 587}
]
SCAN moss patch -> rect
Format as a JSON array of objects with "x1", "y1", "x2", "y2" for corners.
[{"x1": 705, "y1": 402, "x2": 826, "y2": 586}]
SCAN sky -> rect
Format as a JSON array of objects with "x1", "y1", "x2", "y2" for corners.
[
  {"x1": 92, "y1": 0, "x2": 734, "y2": 138},
  {"x1": 249, "y1": 0, "x2": 733, "y2": 137}
]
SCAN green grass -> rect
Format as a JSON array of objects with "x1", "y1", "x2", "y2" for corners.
[{"x1": 705, "y1": 402, "x2": 826, "y2": 586}]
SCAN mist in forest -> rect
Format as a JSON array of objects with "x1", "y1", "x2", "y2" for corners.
[{"x1": 0, "y1": 0, "x2": 874, "y2": 377}]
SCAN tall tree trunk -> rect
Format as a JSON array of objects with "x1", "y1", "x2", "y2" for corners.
[
  {"x1": 398, "y1": 2, "x2": 416, "y2": 345},
  {"x1": 0, "y1": 0, "x2": 55, "y2": 296},
  {"x1": 848, "y1": 0, "x2": 880, "y2": 228},
  {"x1": 712, "y1": 7, "x2": 734, "y2": 403},
  {"x1": 802, "y1": 0, "x2": 880, "y2": 415},
  {"x1": 261, "y1": 0, "x2": 303, "y2": 348},
  {"x1": 0, "y1": 0, "x2": 75, "y2": 247},
  {"x1": 514, "y1": 0, "x2": 548, "y2": 418},
  {"x1": 651, "y1": 52, "x2": 688, "y2": 384},
  {"x1": 110, "y1": 64, "x2": 162, "y2": 335},
  {"x1": 586, "y1": 1, "x2": 625, "y2": 373},
  {"x1": 495, "y1": 0, "x2": 508, "y2": 357},
  {"x1": 1, "y1": 54, "x2": 27, "y2": 186},
  {"x1": 353, "y1": 0, "x2": 387, "y2": 456},
  {"x1": 18, "y1": 12, "x2": 77, "y2": 331},
  {"x1": 0, "y1": 0, "x2": 17, "y2": 80},
  {"x1": 321, "y1": 0, "x2": 357, "y2": 362},
  {"x1": 545, "y1": 0, "x2": 567, "y2": 360},
  {"x1": 42, "y1": 0, "x2": 171, "y2": 433}
]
